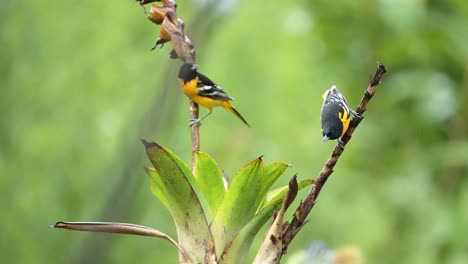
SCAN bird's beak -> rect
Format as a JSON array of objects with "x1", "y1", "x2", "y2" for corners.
[
  {"x1": 323, "y1": 135, "x2": 330, "y2": 143},
  {"x1": 191, "y1": 64, "x2": 199, "y2": 70}
]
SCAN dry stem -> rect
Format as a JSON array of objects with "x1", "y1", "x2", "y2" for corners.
[
  {"x1": 145, "y1": 0, "x2": 199, "y2": 170},
  {"x1": 280, "y1": 62, "x2": 387, "y2": 256}
]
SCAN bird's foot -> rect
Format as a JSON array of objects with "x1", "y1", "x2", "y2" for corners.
[
  {"x1": 350, "y1": 110, "x2": 363, "y2": 119},
  {"x1": 338, "y1": 139, "x2": 345, "y2": 149},
  {"x1": 189, "y1": 118, "x2": 202, "y2": 127}
]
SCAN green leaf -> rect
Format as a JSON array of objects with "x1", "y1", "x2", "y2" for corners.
[
  {"x1": 210, "y1": 157, "x2": 264, "y2": 257},
  {"x1": 219, "y1": 163, "x2": 288, "y2": 263},
  {"x1": 257, "y1": 178, "x2": 314, "y2": 213},
  {"x1": 143, "y1": 140, "x2": 215, "y2": 263},
  {"x1": 194, "y1": 151, "x2": 225, "y2": 215},
  {"x1": 255, "y1": 162, "x2": 289, "y2": 211},
  {"x1": 220, "y1": 206, "x2": 276, "y2": 264},
  {"x1": 145, "y1": 167, "x2": 170, "y2": 210}
]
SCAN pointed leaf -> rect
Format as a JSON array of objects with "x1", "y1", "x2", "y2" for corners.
[
  {"x1": 257, "y1": 178, "x2": 314, "y2": 213},
  {"x1": 220, "y1": 206, "x2": 276, "y2": 263},
  {"x1": 145, "y1": 167, "x2": 170, "y2": 210},
  {"x1": 210, "y1": 157, "x2": 263, "y2": 256},
  {"x1": 144, "y1": 140, "x2": 213, "y2": 220},
  {"x1": 143, "y1": 140, "x2": 215, "y2": 263},
  {"x1": 194, "y1": 151, "x2": 225, "y2": 215},
  {"x1": 220, "y1": 162, "x2": 289, "y2": 261},
  {"x1": 255, "y1": 162, "x2": 289, "y2": 211},
  {"x1": 53, "y1": 222, "x2": 190, "y2": 262}
]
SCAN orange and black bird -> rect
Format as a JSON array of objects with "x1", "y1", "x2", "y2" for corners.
[
  {"x1": 178, "y1": 63, "x2": 250, "y2": 127},
  {"x1": 321, "y1": 85, "x2": 359, "y2": 144}
]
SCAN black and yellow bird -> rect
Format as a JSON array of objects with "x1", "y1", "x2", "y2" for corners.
[
  {"x1": 178, "y1": 63, "x2": 250, "y2": 127},
  {"x1": 321, "y1": 85, "x2": 359, "y2": 144}
]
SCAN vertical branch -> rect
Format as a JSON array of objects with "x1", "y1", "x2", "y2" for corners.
[
  {"x1": 143, "y1": 0, "x2": 199, "y2": 170},
  {"x1": 190, "y1": 100, "x2": 200, "y2": 171}
]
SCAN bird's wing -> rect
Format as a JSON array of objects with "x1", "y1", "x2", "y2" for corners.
[
  {"x1": 329, "y1": 85, "x2": 349, "y2": 105},
  {"x1": 196, "y1": 73, "x2": 234, "y2": 101},
  {"x1": 323, "y1": 85, "x2": 350, "y2": 110}
]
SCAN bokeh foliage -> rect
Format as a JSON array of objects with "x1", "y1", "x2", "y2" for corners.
[{"x1": 1, "y1": 0, "x2": 467, "y2": 263}]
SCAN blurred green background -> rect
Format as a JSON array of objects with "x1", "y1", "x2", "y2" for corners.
[{"x1": 1, "y1": 0, "x2": 467, "y2": 263}]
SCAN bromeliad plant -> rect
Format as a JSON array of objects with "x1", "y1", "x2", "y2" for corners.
[
  {"x1": 53, "y1": 1, "x2": 387, "y2": 263},
  {"x1": 143, "y1": 141, "x2": 312, "y2": 263},
  {"x1": 54, "y1": 140, "x2": 312, "y2": 263}
]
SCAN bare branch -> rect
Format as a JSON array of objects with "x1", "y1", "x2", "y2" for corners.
[
  {"x1": 276, "y1": 63, "x2": 387, "y2": 261},
  {"x1": 253, "y1": 176, "x2": 298, "y2": 263},
  {"x1": 141, "y1": 0, "x2": 199, "y2": 169},
  {"x1": 190, "y1": 100, "x2": 200, "y2": 171}
]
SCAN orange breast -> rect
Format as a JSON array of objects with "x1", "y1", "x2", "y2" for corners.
[
  {"x1": 179, "y1": 79, "x2": 198, "y2": 98},
  {"x1": 179, "y1": 78, "x2": 221, "y2": 110}
]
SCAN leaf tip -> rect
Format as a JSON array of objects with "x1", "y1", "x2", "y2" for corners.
[
  {"x1": 52, "y1": 222, "x2": 64, "y2": 228},
  {"x1": 141, "y1": 139, "x2": 162, "y2": 150},
  {"x1": 283, "y1": 174, "x2": 299, "y2": 209},
  {"x1": 290, "y1": 174, "x2": 298, "y2": 185},
  {"x1": 141, "y1": 139, "x2": 155, "y2": 148}
]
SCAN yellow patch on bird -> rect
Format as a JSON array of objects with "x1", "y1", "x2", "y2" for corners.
[
  {"x1": 179, "y1": 78, "x2": 199, "y2": 98},
  {"x1": 220, "y1": 100, "x2": 233, "y2": 109},
  {"x1": 179, "y1": 77, "x2": 227, "y2": 110},
  {"x1": 339, "y1": 105, "x2": 351, "y2": 138},
  {"x1": 195, "y1": 96, "x2": 220, "y2": 109}
]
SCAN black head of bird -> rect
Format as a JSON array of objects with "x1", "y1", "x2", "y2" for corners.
[{"x1": 178, "y1": 63, "x2": 199, "y2": 83}]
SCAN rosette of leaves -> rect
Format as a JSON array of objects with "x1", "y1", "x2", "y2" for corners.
[
  {"x1": 54, "y1": 141, "x2": 312, "y2": 263},
  {"x1": 142, "y1": 140, "x2": 313, "y2": 263}
]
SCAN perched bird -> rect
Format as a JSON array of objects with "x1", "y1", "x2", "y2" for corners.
[
  {"x1": 178, "y1": 63, "x2": 250, "y2": 127},
  {"x1": 321, "y1": 85, "x2": 359, "y2": 145}
]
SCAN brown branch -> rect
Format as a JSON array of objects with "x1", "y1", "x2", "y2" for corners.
[
  {"x1": 253, "y1": 176, "x2": 298, "y2": 263},
  {"x1": 143, "y1": 0, "x2": 199, "y2": 170},
  {"x1": 190, "y1": 100, "x2": 200, "y2": 171},
  {"x1": 280, "y1": 62, "x2": 387, "y2": 257}
]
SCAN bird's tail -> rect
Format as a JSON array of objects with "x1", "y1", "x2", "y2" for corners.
[{"x1": 225, "y1": 103, "x2": 250, "y2": 127}]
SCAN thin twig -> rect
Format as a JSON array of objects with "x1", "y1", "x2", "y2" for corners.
[
  {"x1": 280, "y1": 62, "x2": 387, "y2": 255},
  {"x1": 190, "y1": 100, "x2": 200, "y2": 171},
  {"x1": 146, "y1": 0, "x2": 199, "y2": 171}
]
